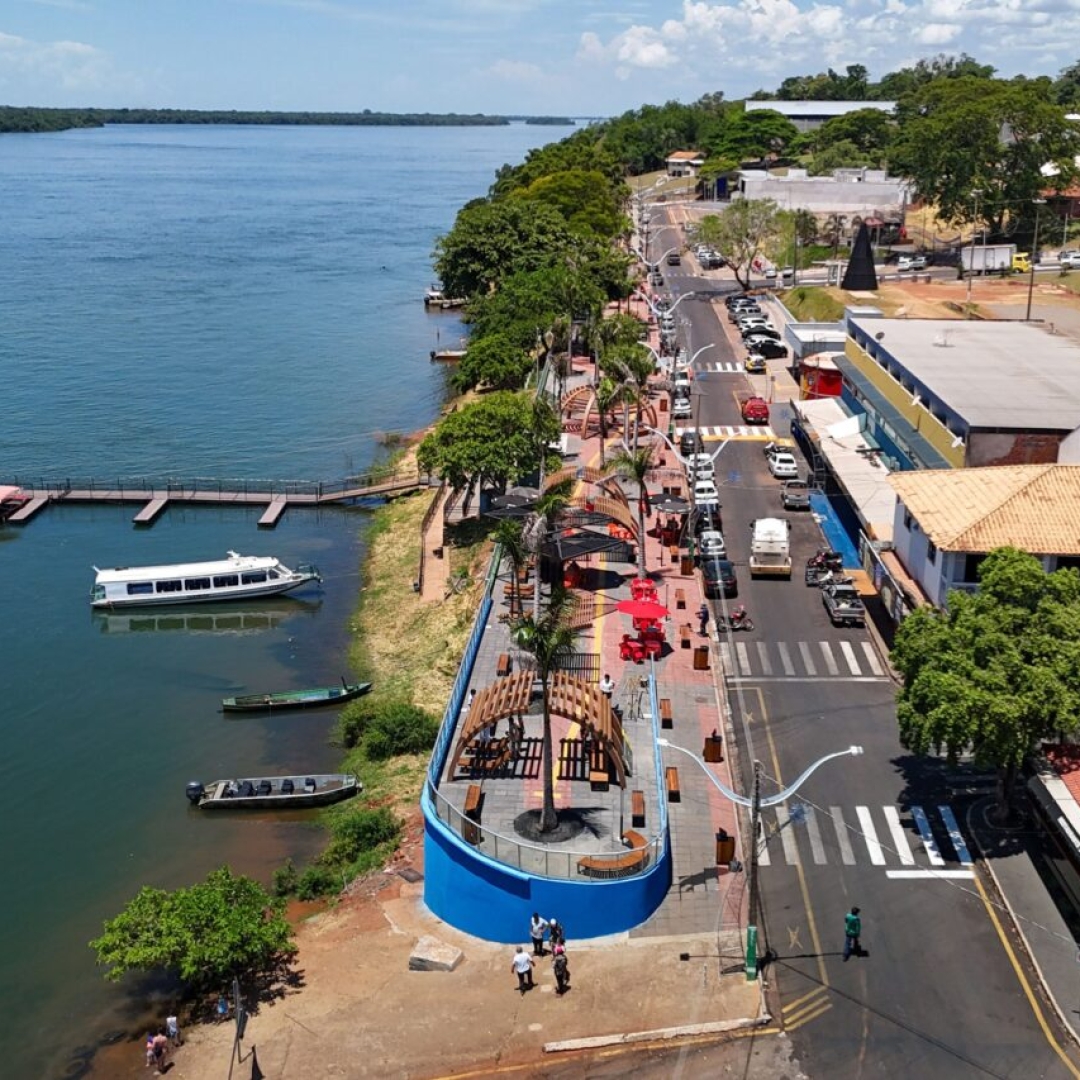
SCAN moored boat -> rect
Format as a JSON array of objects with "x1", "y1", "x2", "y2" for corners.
[
  {"x1": 186, "y1": 773, "x2": 361, "y2": 810},
  {"x1": 91, "y1": 551, "x2": 321, "y2": 608},
  {"x1": 222, "y1": 679, "x2": 372, "y2": 713}
]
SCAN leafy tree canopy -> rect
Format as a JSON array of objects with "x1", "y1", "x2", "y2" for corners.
[
  {"x1": 698, "y1": 199, "x2": 781, "y2": 288},
  {"x1": 775, "y1": 65, "x2": 871, "y2": 102},
  {"x1": 510, "y1": 168, "x2": 627, "y2": 239},
  {"x1": 434, "y1": 199, "x2": 574, "y2": 298},
  {"x1": 490, "y1": 129, "x2": 624, "y2": 198},
  {"x1": 807, "y1": 140, "x2": 879, "y2": 176},
  {"x1": 90, "y1": 866, "x2": 295, "y2": 988},
  {"x1": 890, "y1": 75, "x2": 1079, "y2": 230},
  {"x1": 417, "y1": 391, "x2": 559, "y2": 493},
  {"x1": 454, "y1": 332, "x2": 533, "y2": 392},
  {"x1": 706, "y1": 109, "x2": 800, "y2": 162},
  {"x1": 892, "y1": 548, "x2": 1080, "y2": 799},
  {"x1": 802, "y1": 108, "x2": 894, "y2": 159}
]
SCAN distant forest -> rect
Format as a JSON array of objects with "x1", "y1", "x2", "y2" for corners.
[{"x1": 0, "y1": 107, "x2": 574, "y2": 134}]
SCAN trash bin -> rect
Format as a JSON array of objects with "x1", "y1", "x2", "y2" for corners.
[
  {"x1": 703, "y1": 734, "x2": 724, "y2": 763},
  {"x1": 693, "y1": 644, "x2": 709, "y2": 671},
  {"x1": 680, "y1": 555, "x2": 693, "y2": 575},
  {"x1": 716, "y1": 829, "x2": 736, "y2": 865}
]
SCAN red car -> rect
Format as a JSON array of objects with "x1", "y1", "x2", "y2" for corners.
[{"x1": 741, "y1": 396, "x2": 770, "y2": 424}]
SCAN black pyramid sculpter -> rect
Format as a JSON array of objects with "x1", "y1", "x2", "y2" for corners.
[{"x1": 841, "y1": 221, "x2": 878, "y2": 291}]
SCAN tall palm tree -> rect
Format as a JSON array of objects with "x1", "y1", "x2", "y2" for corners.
[
  {"x1": 524, "y1": 478, "x2": 573, "y2": 620},
  {"x1": 491, "y1": 518, "x2": 528, "y2": 616},
  {"x1": 610, "y1": 445, "x2": 655, "y2": 579},
  {"x1": 512, "y1": 586, "x2": 577, "y2": 833}
]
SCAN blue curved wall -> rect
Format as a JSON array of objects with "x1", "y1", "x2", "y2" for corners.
[{"x1": 422, "y1": 789, "x2": 672, "y2": 942}]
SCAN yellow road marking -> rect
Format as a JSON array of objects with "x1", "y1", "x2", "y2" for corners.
[
  {"x1": 781, "y1": 987, "x2": 828, "y2": 1015},
  {"x1": 974, "y1": 872, "x2": 1080, "y2": 1078},
  {"x1": 785, "y1": 1001, "x2": 833, "y2": 1031}
]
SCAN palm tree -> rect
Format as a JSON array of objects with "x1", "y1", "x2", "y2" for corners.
[
  {"x1": 610, "y1": 446, "x2": 655, "y2": 579},
  {"x1": 593, "y1": 376, "x2": 625, "y2": 467},
  {"x1": 512, "y1": 586, "x2": 577, "y2": 833},
  {"x1": 524, "y1": 478, "x2": 573, "y2": 620},
  {"x1": 491, "y1": 518, "x2": 528, "y2": 616}
]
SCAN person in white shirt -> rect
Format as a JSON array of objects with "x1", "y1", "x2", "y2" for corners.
[
  {"x1": 599, "y1": 673, "x2": 615, "y2": 700},
  {"x1": 511, "y1": 946, "x2": 535, "y2": 993}
]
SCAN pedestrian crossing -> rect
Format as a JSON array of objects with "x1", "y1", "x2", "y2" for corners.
[
  {"x1": 696, "y1": 360, "x2": 744, "y2": 374},
  {"x1": 757, "y1": 803, "x2": 975, "y2": 875},
  {"x1": 718, "y1": 638, "x2": 888, "y2": 681},
  {"x1": 674, "y1": 424, "x2": 776, "y2": 441}
]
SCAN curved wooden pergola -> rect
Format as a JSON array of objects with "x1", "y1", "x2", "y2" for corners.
[
  {"x1": 448, "y1": 670, "x2": 627, "y2": 788},
  {"x1": 558, "y1": 385, "x2": 658, "y2": 439}
]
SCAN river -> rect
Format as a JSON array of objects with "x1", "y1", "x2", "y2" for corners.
[{"x1": 0, "y1": 120, "x2": 574, "y2": 1077}]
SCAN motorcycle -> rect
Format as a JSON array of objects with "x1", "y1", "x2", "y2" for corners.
[
  {"x1": 718, "y1": 604, "x2": 755, "y2": 632},
  {"x1": 804, "y1": 548, "x2": 844, "y2": 585}
]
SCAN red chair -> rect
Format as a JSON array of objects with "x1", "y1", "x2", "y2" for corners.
[{"x1": 642, "y1": 637, "x2": 663, "y2": 659}]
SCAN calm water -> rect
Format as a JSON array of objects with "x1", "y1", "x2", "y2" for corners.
[{"x1": 0, "y1": 121, "x2": 573, "y2": 1077}]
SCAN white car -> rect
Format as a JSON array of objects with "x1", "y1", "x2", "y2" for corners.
[
  {"x1": 738, "y1": 317, "x2": 772, "y2": 332},
  {"x1": 767, "y1": 452, "x2": 799, "y2": 479},
  {"x1": 684, "y1": 452, "x2": 714, "y2": 472},
  {"x1": 699, "y1": 529, "x2": 727, "y2": 559},
  {"x1": 694, "y1": 478, "x2": 720, "y2": 505},
  {"x1": 1062, "y1": 252, "x2": 1080, "y2": 269},
  {"x1": 673, "y1": 372, "x2": 691, "y2": 394},
  {"x1": 690, "y1": 461, "x2": 715, "y2": 484},
  {"x1": 672, "y1": 397, "x2": 693, "y2": 419}
]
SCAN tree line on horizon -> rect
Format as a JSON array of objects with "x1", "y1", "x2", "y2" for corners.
[{"x1": 0, "y1": 106, "x2": 574, "y2": 133}]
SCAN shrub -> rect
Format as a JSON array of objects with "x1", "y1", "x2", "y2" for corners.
[
  {"x1": 272, "y1": 859, "x2": 299, "y2": 898},
  {"x1": 296, "y1": 865, "x2": 340, "y2": 900},
  {"x1": 324, "y1": 806, "x2": 400, "y2": 866},
  {"x1": 364, "y1": 701, "x2": 440, "y2": 760},
  {"x1": 338, "y1": 699, "x2": 376, "y2": 748}
]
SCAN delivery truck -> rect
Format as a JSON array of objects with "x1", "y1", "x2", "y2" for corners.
[
  {"x1": 961, "y1": 244, "x2": 1030, "y2": 274},
  {"x1": 748, "y1": 517, "x2": 792, "y2": 578}
]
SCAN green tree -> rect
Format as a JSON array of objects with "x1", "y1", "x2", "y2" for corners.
[
  {"x1": 890, "y1": 76, "x2": 1079, "y2": 232},
  {"x1": 708, "y1": 109, "x2": 799, "y2": 163},
  {"x1": 512, "y1": 586, "x2": 577, "y2": 832},
  {"x1": 434, "y1": 199, "x2": 574, "y2": 298},
  {"x1": 876, "y1": 53, "x2": 995, "y2": 100},
  {"x1": 417, "y1": 391, "x2": 559, "y2": 496},
  {"x1": 892, "y1": 547, "x2": 1080, "y2": 812},
  {"x1": 698, "y1": 199, "x2": 782, "y2": 288},
  {"x1": 90, "y1": 866, "x2": 295, "y2": 988},
  {"x1": 808, "y1": 140, "x2": 877, "y2": 176},
  {"x1": 455, "y1": 332, "x2": 533, "y2": 392},
  {"x1": 510, "y1": 168, "x2": 627, "y2": 239},
  {"x1": 491, "y1": 518, "x2": 530, "y2": 616},
  {"x1": 609, "y1": 445, "x2": 656, "y2": 578},
  {"x1": 1054, "y1": 60, "x2": 1080, "y2": 109},
  {"x1": 808, "y1": 108, "x2": 894, "y2": 159}
]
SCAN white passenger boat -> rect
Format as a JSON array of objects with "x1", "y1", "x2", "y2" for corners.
[{"x1": 90, "y1": 551, "x2": 321, "y2": 608}]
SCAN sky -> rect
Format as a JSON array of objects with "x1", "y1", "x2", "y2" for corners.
[{"x1": 1, "y1": 0, "x2": 1077, "y2": 116}]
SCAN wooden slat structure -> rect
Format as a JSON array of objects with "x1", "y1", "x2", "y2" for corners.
[{"x1": 448, "y1": 670, "x2": 628, "y2": 788}]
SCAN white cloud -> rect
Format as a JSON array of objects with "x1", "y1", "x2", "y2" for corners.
[
  {"x1": 917, "y1": 21, "x2": 961, "y2": 42},
  {"x1": 0, "y1": 30, "x2": 114, "y2": 92}
]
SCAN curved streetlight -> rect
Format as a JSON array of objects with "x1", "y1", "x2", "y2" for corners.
[
  {"x1": 636, "y1": 288, "x2": 694, "y2": 318},
  {"x1": 657, "y1": 740, "x2": 863, "y2": 981},
  {"x1": 686, "y1": 343, "x2": 715, "y2": 370}
]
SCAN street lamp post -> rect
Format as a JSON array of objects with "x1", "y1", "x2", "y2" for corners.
[
  {"x1": 1026, "y1": 198, "x2": 1047, "y2": 322},
  {"x1": 657, "y1": 739, "x2": 864, "y2": 981},
  {"x1": 966, "y1": 189, "x2": 981, "y2": 312}
]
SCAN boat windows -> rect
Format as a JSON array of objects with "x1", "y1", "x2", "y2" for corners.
[
  {"x1": 156, "y1": 580, "x2": 183, "y2": 594},
  {"x1": 241, "y1": 571, "x2": 268, "y2": 585},
  {"x1": 184, "y1": 577, "x2": 212, "y2": 591},
  {"x1": 212, "y1": 574, "x2": 239, "y2": 588},
  {"x1": 268, "y1": 569, "x2": 281, "y2": 580},
  {"x1": 126, "y1": 582, "x2": 154, "y2": 596}
]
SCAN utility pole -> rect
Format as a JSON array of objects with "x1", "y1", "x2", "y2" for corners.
[{"x1": 746, "y1": 759, "x2": 762, "y2": 981}]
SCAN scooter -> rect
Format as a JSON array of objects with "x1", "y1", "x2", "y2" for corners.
[{"x1": 718, "y1": 604, "x2": 755, "y2": 632}]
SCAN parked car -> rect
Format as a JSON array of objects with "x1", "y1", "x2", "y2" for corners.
[
  {"x1": 744, "y1": 354, "x2": 767, "y2": 373},
  {"x1": 748, "y1": 339, "x2": 788, "y2": 360},
  {"x1": 673, "y1": 371, "x2": 691, "y2": 393},
  {"x1": 738, "y1": 316, "x2": 771, "y2": 330},
  {"x1": 698, "y1": 529, "x2": 727, "y2": 559},
  {"x1": 705, "y1": 253, "x2": 726, "y2": 269},
  {"x1": 729, "y1": 308, "x2": 761, "y2": 324},
  {"x1": 763, "y1": 266, "x2": 777, "y2": 281},
  {"x1": 684, "y1": 450, "x2": 713, "y2": 471},
  {"x1": 672, "y1": 396, "x2": 693, "y2": 419},
  {"x1": 680, "y1": 430, "x2": 704, "y2": 456},
  {"x1": 702, "y1": 557, "x2": 738, "y2": 599},
  {"x1": 741, "y1": 396, "x2": 770, "y2": 424},
  {"x1": 767, "y1": 451, "x2": 799, "y2": 479},
  {"x1": 690, "y1": 462, "x2": 715, "y2": 486},
  {"x1": 781, "y1": 479, "x2": 810, "y2": 510},
  {"x1": 897, "y1": 255, "x2": 927, "y2": 272},
  {"x1": 725, "y1": 293, "x2": 759, "y2": 308},
  {"x1": 1062, "y1": 251, "x2": 1080, "y2": 269},
  {"x1": 694, "y1": 478, "x2": 720, "y2": 505},
  {"x1": 743, "y1": 327, "x2": 781, "y2": 342},
  {"x1": 666, "y1": 251, "x2": 682, "y2": 265}
]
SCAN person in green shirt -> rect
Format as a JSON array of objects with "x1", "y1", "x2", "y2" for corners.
[{"x1": 843, "y1": 906, "x2": 862, "y2": 961}]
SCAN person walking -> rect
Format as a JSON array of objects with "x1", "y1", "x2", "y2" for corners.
[
  {"x1": 698, "y1": 602, "x2": 710, "y2": 637},
  {"x1": 165, "y1": 1013, "x2": 182, "y2": 1047},
  {"x1": 599, "y1": 673, "x2": 615, "y2": 700},
  {"x1": 552, "y1": 943, "x2": 571, "y2": 995},
  {"x1": 530, "y1": 912, "x2": 549, "y2": 956},
  {"x1": 511, "y1": 945, "x2": 535, "y2": 993},
  {"x1": 843, "y1": 906, "x2": 862, "y2": 961},
  {"x1": 151, "y1": 1031, "x2": 169, "y2": 1073},
  {"x1": 548, "y1": 917, "x2": 565, "y2": 949}
]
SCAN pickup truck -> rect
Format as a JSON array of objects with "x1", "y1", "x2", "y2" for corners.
[{"x1": 822, "y1": 582, "x2": 866, "y2": 627}]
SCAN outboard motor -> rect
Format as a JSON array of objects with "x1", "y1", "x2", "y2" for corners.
[{"x1": 185, "y1": 781, "x2": 205, "y2": 805}]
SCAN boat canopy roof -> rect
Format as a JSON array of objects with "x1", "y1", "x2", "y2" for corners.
[
  {"x1": 0, "y1": 485, "x2": 24, "y2": 502},
  {"x1": 93, "y1": 551, "x2": 285, "y2": 584}
]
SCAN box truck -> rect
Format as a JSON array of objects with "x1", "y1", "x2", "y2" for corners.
[
  {"x1": 961, "y1": 244, "x2": 1030, "y2": 274},
  {"x1": 749, "y1": 517, "x2": 792, "y2": 578}
]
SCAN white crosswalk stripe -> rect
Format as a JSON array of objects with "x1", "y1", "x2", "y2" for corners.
[
  {"x1": 698, "y1": 361, "x2": 743, "y2": 373},
  {"x1": 674, "y1": 424, "x2": 776, "y2": 440},
  {"x1": 717, "y1": 639, "x2": 892, "y2": 681},
  {"x1": 756, "y1": 804, "x2": 974, "y2": 872}
]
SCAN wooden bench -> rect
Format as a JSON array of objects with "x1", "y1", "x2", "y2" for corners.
[
  {"x1": 589, "y1": 743, "x2": 609, "y2": 790},
  {"x1": 576, "y1": 830, "x2": 650, "y2": 879},
  {"x1": 504, "y1": 582, "x2": 535, "y2": 600},
  {"x1": 679, "y1": 623, "x2": 693, "y2": 649},
  {"x1": 457, "y1": 738, "x2": 511, "y2": 777},
  {"x1": 666, "y1": 766, "x2": 681, "y2": 803},
  {"x1": 496, "y1": 653, "x2": 512, "y2": 677},
  {"x1": 463, "y1": 784, "x2": 482, "y2": 844},
  {"x1": 675, "y1": 587, "x2": 687, "y2": 610},
  {"x1": 631, "y1": 790, "x2": 646, "y2": 828},
  {"x1": 659, "y1": 698, "x2": 673, "y2": 730}
]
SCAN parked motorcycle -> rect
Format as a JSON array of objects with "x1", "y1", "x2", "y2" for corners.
[
  {"x1": 718, "y1": 604, "x2": 755, "y2": 632},
  {"x1": 804, "y1": 548, "x2": 844, "y2": 585}
]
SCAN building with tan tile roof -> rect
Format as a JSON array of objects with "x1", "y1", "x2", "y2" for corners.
[{"x1": 888, "y1": 465, "x2": 1080, "y2": 606}]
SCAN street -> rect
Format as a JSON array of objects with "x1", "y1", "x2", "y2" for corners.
[{"x1": 650, "y1": 213, "x2": 1080, "y2": 1079}]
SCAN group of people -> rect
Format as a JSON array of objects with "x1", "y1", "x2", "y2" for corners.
[
  {"x1": 513, "y1": 913, "x2": 570, "y2": 995},
  {"x1": 144, "y1": 1015, "x2": 181, "y2": 1071}
]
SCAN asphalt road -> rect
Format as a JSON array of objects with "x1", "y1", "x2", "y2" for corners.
[{"x1": 649, "y1": 228, "x2": 1080, "y2": 1079}]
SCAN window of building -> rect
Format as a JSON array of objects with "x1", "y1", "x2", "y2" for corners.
[
  {"x1": 903, "y1": 510, "x2": 912, "y2": 530},
  {"x1": 927, "y1": 541, "x2": 937, "y2": 564},
  {"x1": 962, "y1": 554, "x2": 986, "y2": 582}
]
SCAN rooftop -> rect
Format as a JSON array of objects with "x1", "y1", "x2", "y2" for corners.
[
  {"x1": 850, "y1": 317, "x2": 1080, "y2": 431},
  {"x1": 746, "y1": 100, "x2": 895, "y2": 118},
  {"x1": 888, "y1": 464, "x2": 1080, "y2": 553},
  {"x1": 665, "y1": 150, "x2": 704, "y2": 161}
]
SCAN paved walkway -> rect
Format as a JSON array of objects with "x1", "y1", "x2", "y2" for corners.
[{"x1": 419, "y1": 484, "x2": 451, "y2": 602}]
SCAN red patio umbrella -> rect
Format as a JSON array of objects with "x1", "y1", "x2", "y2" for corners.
[{"x1": 615, "y1": 598, "x2": 670, "y2": 621}]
